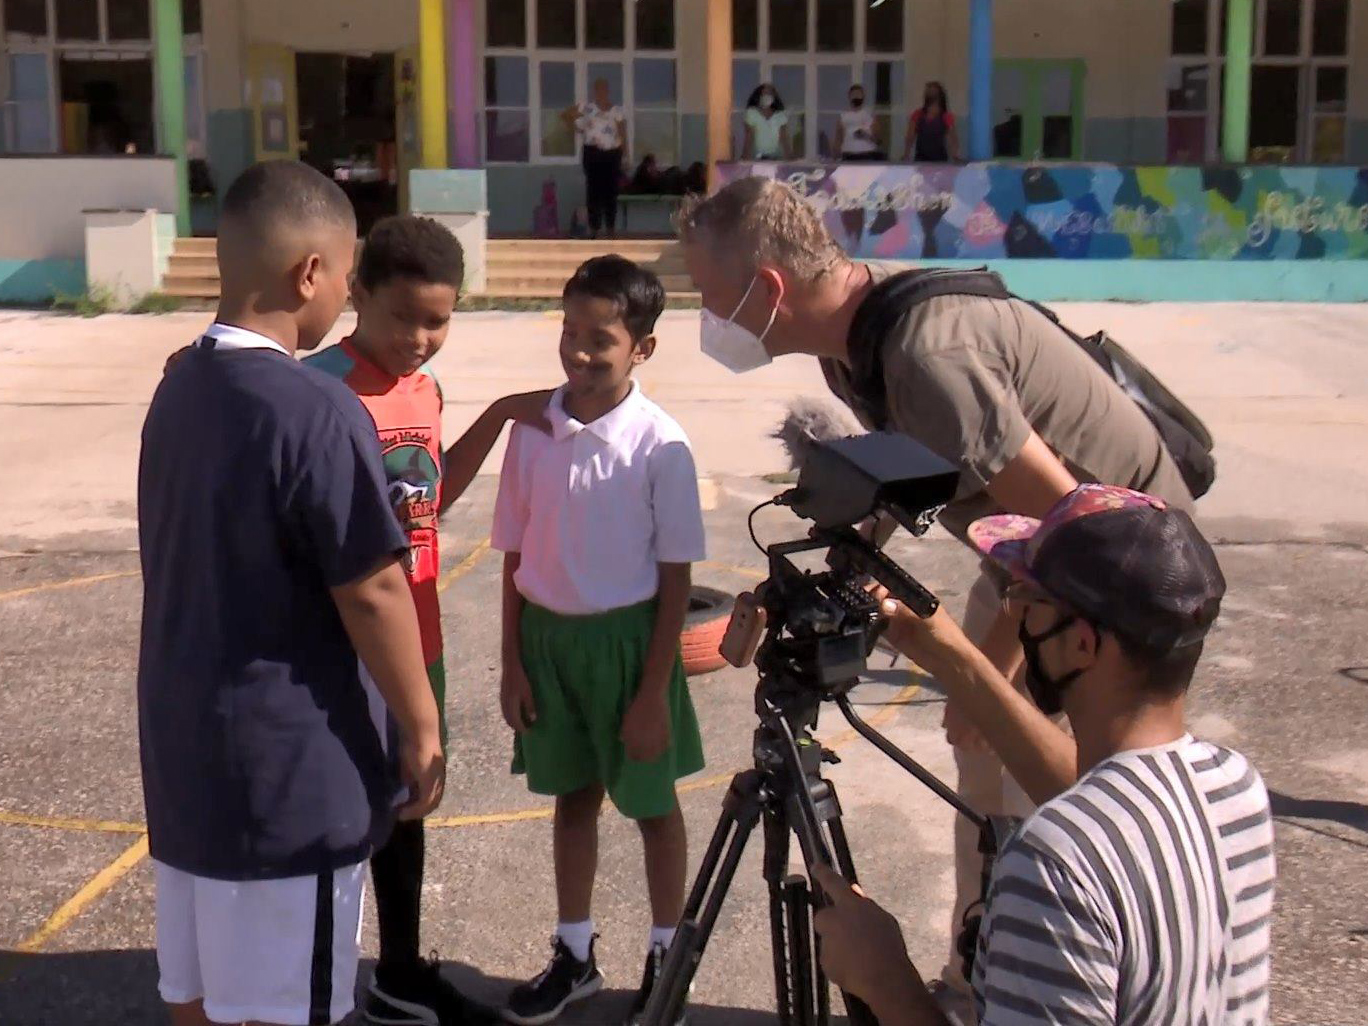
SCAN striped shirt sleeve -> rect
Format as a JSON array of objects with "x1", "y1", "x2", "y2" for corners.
[{"x1": 975, "y1": 844, "x2": 1120, "y2": 1026}]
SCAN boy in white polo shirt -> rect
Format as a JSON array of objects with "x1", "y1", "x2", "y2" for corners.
[{"x1": 492, "y1": 256, "x2": 706, "y2": 1026}]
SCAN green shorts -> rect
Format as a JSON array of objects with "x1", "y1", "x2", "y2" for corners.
[{"x1": 512, "y1": 599, "x2": 705, "y2": 821}]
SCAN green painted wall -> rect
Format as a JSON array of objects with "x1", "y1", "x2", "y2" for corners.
[{"x1": 0, "y1": 259, "x2": 86, "y2": 304}]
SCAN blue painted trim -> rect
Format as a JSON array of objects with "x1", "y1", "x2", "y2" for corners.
[
  {"x1": 0, "y1": 259, "x2": 86, "y2": 303},
  {"x1": 896, "y1": 259, "x2": 1368, "y2": 302},
  {"x1": 968, "y1": 0, "x2": 994, "y2": 161}
]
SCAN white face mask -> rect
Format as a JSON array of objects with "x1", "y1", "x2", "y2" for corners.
[{"x1": 700, "y1": 276, "x2": 778, "y2": 374}]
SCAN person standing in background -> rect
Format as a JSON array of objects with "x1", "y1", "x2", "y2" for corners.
[
  {"x1": 834, "y1": 84, "x2": 884, "y2": 162},
  {"x1": 903, "y1": 82, "x2": 961, "y2": 163},
  {"x1": 742, "y1": 83, "x2": 792, "y2": 161},
  {"x1": 563, "y1": 79, "x2": 627, "y2": 239}
]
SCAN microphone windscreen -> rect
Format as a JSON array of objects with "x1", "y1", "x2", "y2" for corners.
[{"x1": 771, "y1": 397, "x2": 866, "y2": 472}]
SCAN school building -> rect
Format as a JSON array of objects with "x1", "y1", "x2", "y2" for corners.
[{"x1": 1, "y1": 0, "x2": 1366, "y2": 302}]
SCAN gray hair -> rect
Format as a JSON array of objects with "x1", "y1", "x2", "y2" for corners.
[{"x1": 676, "y1": 177, "x2": 846, "y2": 284}]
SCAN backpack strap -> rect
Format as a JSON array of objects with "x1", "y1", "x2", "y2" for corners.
[{"x1": 823, "y1": 267, "x2": 1011, "y2": 430}]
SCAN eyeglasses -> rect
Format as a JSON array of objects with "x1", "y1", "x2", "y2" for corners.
[{"x1": 1001, "y1": 580, "x2": 1058, "y2": 620}]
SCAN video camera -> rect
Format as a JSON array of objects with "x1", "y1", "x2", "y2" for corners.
[{"x1": 722, "y1": 431, "x2": 960, "y2": 695}]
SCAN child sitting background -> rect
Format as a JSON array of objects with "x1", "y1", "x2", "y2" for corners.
[
  {"x1": 306, "y1": 214, "x2": 550, "y2": 1026},
  {"x1": 492, "y1": 256, "x2": 706, "y2": 1026}
]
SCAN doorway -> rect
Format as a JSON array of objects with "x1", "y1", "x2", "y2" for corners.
[
  {"x1": 296, "y1": 52, "x2": 398, "y2": 235},
  {"x1": 991, "y1": 59, "x2": 1085, "y2": 161},
  {"x1": 57, "y1": 54, "x2": 153, "y2": 154}
]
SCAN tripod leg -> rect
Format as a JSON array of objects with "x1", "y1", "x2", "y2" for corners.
[
  {"x1": 783, "y1": 874, "x2": 818, "y2": 1026},
  {"x1": 764, "y1": 811, "x2": 795, "y2": 1026},
  {"x1": 814, "y1": 815, "x2": 862, "y2": 1025},
  {"x1": 642, "y1": 771, "x2": 765, "y2": 1026}
]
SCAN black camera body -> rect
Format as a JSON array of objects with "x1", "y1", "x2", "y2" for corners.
[{"x1": 749, "y1": 432, "x2": 959, "y2": 699}]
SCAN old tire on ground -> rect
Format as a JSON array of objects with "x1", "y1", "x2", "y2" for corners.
[{"x1": 680, "y1": 585, "x2": 734, "y2": 678}]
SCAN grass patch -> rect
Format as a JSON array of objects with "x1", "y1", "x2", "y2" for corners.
[
  {"x1": 51, "y1": 283, "x2": 120, "y2": 318},
  {"x1": 129, "y1": 292, "x2": 184, "y2": 315}
]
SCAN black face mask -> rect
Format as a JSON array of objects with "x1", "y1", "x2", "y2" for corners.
[
  {"x1": 851, "y1": 97, "x2": 865, "y2": 108},
  {"x1": 1018, "y1": 614, "x2": 1083, "y2": 715}
]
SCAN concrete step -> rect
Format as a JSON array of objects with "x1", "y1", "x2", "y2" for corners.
[
  {"x1": 167, "y1": 255, "x2": 220, "y2": 276},
  {"x1": 485, "y1": 256, "x2": 687, "y2": 274},
  {"x1": 162, "y1": 275, "x2": 221, "y2": 299},
  {"x1": 174, "y1": 237, "x2": 218, "y2": 255},
  {"x1": 486, "y1": 271, "x2": 694, "y2": 291}
]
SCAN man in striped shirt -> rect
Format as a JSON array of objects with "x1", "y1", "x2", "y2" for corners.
[{"x1": 813, "y1": 485, "x2": 1274, "y2": 1025}]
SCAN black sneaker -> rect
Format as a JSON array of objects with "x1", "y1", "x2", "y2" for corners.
[
  {"x1": 503, "y1": 937, "x2": 604, "y2": 1026},
  {"x1": 625, "y1": 943, "x2": 686, "y2": 1026},
  {"x1": 365, "y1": 956, "x2": 501, "y2": 1026}
]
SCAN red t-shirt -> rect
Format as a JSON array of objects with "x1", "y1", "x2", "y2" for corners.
[
  {"x1": 306, "y1": 339, "x2": 445, "y2": 692},
  {"x1": 911, "y1": 108, "x2": 956, "y2": 130}
]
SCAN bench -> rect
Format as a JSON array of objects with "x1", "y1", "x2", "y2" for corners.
[{"x1": 617, "y1": 193, "x2": 684, "y2": 233}]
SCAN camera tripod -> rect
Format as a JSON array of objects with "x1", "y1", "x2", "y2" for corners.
[{"x1": 640, "y1": 673, "x2": 992, "y2": 1026}]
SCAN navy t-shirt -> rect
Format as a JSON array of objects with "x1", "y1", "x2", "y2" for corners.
[{"x1": 137, "y1": 337, "x2": 408, "y2": 880}]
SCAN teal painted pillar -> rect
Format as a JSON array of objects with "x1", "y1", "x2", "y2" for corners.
[
  {"x1": 153, "y1": 0, "x2": 190, "y2": 235},
  {"x1": 1222, "y1": 0, "x2": 1254, "y2": 162},
  {"x1": 968, "y1": 0, "x2": 993, "y2": 161}
]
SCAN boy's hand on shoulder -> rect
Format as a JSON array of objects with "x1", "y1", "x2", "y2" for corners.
[
  {"x1": 621, "y1": 688, "x2": 671, "y2": 763},
  {"x1": 163, "y1": 345, "x2": 192, "y2": 376},
  {"x1": 501, "y1": 659, "x2": 538, "y2": 733},
  {"x1": 496, "y1": 389, "x2": 556, "y2": 435}
]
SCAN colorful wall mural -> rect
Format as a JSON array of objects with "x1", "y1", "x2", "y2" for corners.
[{"x1": 716, "y1": 163, "x2": 1368, "y2": 261}]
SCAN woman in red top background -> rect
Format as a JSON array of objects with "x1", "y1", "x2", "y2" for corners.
[{"x1": 903, "y1": 81, "x2": 961, "y2": 162}]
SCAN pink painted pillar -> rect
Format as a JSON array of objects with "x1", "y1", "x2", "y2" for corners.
[{"x1": 448, "y1": 0, "x2": 480, "y2": 168}]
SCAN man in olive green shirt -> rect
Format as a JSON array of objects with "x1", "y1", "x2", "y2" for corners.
[{"x1": 679, "y1": 176, "x2": 1193, "y2": 997}]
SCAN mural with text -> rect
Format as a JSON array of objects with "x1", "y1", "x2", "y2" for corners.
[{"x1": 716, "y1": 163, "x2": 1368, "y2": 260}]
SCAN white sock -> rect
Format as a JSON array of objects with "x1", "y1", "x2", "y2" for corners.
[
  {"x1": 557, "y1": 920, "x2": 594, "y2": 962},
  {"x1": 649, "y1": 925, "x2": 677, "y2": 952}
]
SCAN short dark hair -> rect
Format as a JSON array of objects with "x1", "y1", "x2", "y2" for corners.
[
  {"x1": 220, "y1": 160, "x2": 355, "y2": 237},
  {"x1": 356, "y1": 215, "x2": 465, "y2": 293},
  {"x1": 1115, "y1": 633, "x2": 1206, "y2": 697},
  {"x1": 562, "y1": 255, "x2": 666, "y2": 342}
]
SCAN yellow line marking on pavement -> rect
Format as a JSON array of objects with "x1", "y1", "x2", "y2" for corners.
[
  {"x1": 436, "y1": 539, "x2": 491, "y2": 593},
  {"x1": 0, "y1": 570, "x2": 137, "y2": 602},
  {"x1": 15, "y1": 834, "x2": 149, "y2": 952},
  {"x1": 0, "y1": 811, "x2": 145, "y2": 834}
]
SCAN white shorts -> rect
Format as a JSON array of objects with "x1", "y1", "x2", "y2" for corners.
[{"x1": 154, "y1": 859, "x2": 366, "y2": 1025}]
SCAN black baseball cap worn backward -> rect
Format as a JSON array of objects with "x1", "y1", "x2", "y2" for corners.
[{"x1": 1030, "y1": 504, "x2": 1226, "y2": 653}]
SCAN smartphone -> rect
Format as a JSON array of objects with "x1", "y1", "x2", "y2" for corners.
[{"x1": 720, "y1": 592, "x2": 768, "y2": 668}]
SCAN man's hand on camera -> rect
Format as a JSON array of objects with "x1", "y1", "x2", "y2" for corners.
[
  {"x1": 397, "y1": 732, "x2": 445, "y2": 821},
  {"x1": 872, "y1": 588, "x2": 975, "y2": 681}
]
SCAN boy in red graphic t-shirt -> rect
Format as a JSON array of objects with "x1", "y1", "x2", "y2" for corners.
[{"x1": 308, "y1": 215, "x2": 550, "y2": 1025}]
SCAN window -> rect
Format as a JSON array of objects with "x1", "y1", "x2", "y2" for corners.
[
  {"x1": 483, "y1": 0, "x2": 677, "y2": 164},
  {"x1": 1260, "y1": 0, "x2": 1301, "y2": 55},
  {"x1": 1171, "y1": 0, "x2": 1210, "y2": 55},
  {"x1": 635, "y1": 0, "x2": 673, "y2": 50},
  {"x1": 487, "y1": 0, "x2": 526, "y2": 47},
  {"x1": 768, "y1": 0, "x2": 805, "y2": 51},
  {"x1": 732, "y1": 0, "x2": 907, "y2": 160},
  {"x1": 3, "y1": 0, "x2": 207, "y2": 156},
  {"x1": 815, "y1": 0, "x2": 853, "y2": 52},
  {"x1": 485, "y1": 55, "x2": 530, "y2": 161},
  {"x1": 584, "y1": 0, "x2": 623, "y2": 50},
  {"x1": 3, "y1": 0, "x2": 48, "y2": 36},
  {"x1": 3, "y1": 51, "x2": 53, "y2": 151},
  {"x1": 537, "y1": 0, "x2": 575, "y2": 47},
  {"x1": 991, "y1": 60, "x2": 1084, "y2": 160},
  {"x1": 55, "y1": 0, "x2": 97, "y2": 40},
  {"x1": 107, "y1": 0, "x2": 150, "y2": 42},
  {"x1": 1311, "y1": 63, "x2": 1346, "y2": 161},
  {"x1": 1311, "y1": 0, "x2": 1347, "y2": 54}
]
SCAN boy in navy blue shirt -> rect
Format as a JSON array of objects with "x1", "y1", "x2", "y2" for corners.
[{"x1": 138, "y1": 160, "x2": 444, "y2": 1026}]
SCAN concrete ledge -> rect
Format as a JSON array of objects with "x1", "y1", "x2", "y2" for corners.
[
  {"x1": 0, "y1": 259, "x2": 86, "y2": 303},
  {"x1": 896, "y1": 259, "x2": 1368, "y2": 303}
]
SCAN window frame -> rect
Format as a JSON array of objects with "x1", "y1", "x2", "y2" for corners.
[
  {"x1": 731, "y1": 0, "x2": 908, "y2": 161},
  {"x1": 482, "y1": 0, "x2": 679, "y2": 166},
  {"x1": 1, "y1": 0, "x2": 206, "y2": 155}
]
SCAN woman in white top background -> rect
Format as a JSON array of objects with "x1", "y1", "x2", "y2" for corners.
[
  {"x1": 741, "y1": 83, "x2": 791, "y2": 161},
  {"x1": 562, "y1": 78, "x2": 628, "y2": 238},
  {"x1": 833, "y1": 84, "x2": 884, "y2": 162}
]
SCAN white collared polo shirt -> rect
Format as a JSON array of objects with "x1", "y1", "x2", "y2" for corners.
[{"x1": 491, "y1": 382, "x2": 706, "y2": 615}]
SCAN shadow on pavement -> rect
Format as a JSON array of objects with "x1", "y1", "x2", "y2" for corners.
[{"x1": 0, "y1": 949, "x2": 786, "y2": 1025}]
